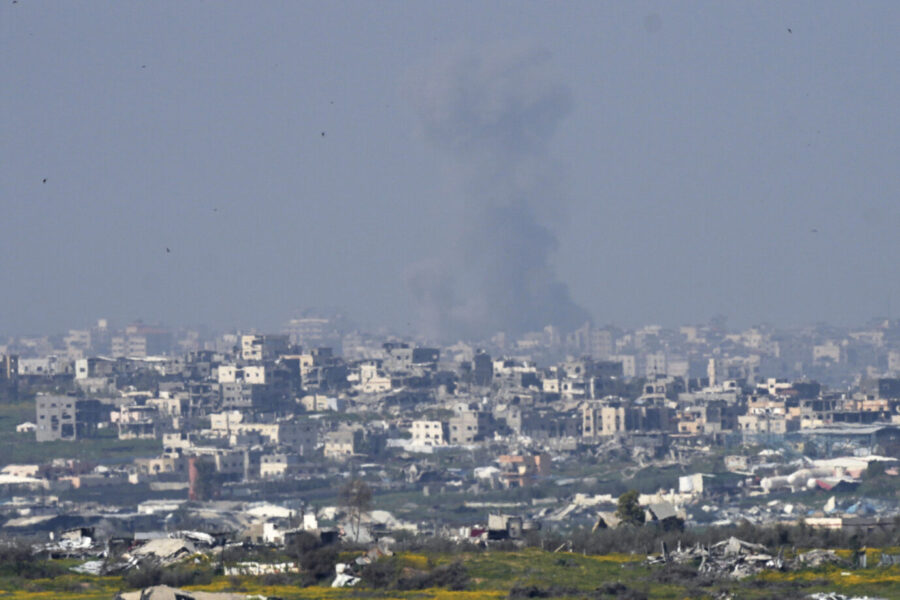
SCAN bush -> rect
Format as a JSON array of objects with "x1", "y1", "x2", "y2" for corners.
[
  {"x1": 397, "y1": 560, "x2": 469, "y2": 591},
  {"x1": 298, "y1": 546, "x2": 339, "y2": 584},
  {"x1": 361, "y1": 558, "x2": 469, "y2": 591},
  {"x1": 394, "y1": 534, "x2": 483, "y2": 555},
  {"x1": 259, "y1": 572, "x2": 305, "y2": 586},
  {"x1": 0, "y1": 541, "x2": 66, "y2": 579},
  {"x1": 284, "y1": 531, "x2": 339, "y2": 585},
  {"x1": 591, "y1": 582, "x2": 647, "y2": 600},
  {"x1": 124, "y1": 563, "x2": 214, "y2": 589},
  {"x1": 508, "y1": 583, "x2": 579, "y2": 598},
  {"x1": 359, "y1": 557, "x2": 399, "y2": 588},
  {"x1": 507, "y1": 581, "x2": 646, "y2": 600},
  {"x1": 124, "y1": 565, "x2": 163, "y2": 589},
  {"x1": 529, "y1": 519, "x2": 900, "y2": 556},
  {"x1": 650, "y1": 563, "x2": 714, "y2": 587}
]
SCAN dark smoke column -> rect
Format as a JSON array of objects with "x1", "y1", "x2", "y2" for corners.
[{"x1": 408, "y1": 44, "x2": 591, "y2": 340}]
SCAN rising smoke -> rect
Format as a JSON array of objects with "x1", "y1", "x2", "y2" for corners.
[{"x1": 407, "y1": 43, "x2": 591, "y2": 341}]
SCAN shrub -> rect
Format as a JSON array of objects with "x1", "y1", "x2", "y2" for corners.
[
  {"x1": 259, "y1": 572, "x2": 305, "y2": 586},
  {"x1": 397, "y1": 560, "x2": 469, "y2": 591},
  {"x1": 0, "y1": 541, "x2": 66, "y2": 579},
  {"x1": 359, "y1": 556, "x2": 399, "y2": 588},
  {"x1": 284, "y1": 531, "x2": 339, "y2": 585},
  {"x1": 362, "y1": 558, "x2": 469, "y2": 591},
  {"x1": 508, "y1": 584, "x2": 579, "y2": 598},
  {"x1": 591, "y1": 582, "x2": 647, "y2": 600},
  {"x1": 124, "y1": 563, "x2": 214, "y2": 589},
  {"x1": 298, "y1": 546, "x2": 339, "y2": 584}
]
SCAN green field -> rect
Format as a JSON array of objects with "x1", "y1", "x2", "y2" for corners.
[
  {"x1": 0, "y1": 403, "x2": 161, "y2": 465},
  {"x1": 1, "y1": 549, "x2": 900, "y2": 599}
]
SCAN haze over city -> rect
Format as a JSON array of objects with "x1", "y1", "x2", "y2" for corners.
[
  {"x1": 3, "y1": 2, "x2": 899, "y2": 338},
  {"x1": 7, "y1": 5, "x2": 900, "y2": 599}
]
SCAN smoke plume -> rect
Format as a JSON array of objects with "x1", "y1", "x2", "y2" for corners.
[{"x1": 407, "y1": 43, "x2": 590, "y2": 340}]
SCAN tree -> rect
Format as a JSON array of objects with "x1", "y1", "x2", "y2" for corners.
[
  {"x1": 615, "y1": 490, "x2": 645, "y2": 526},
  {"x1": 865, "y1": 460, "x2": 886, "y2": 480},
  {"x1": 286, "y1": 532, "x2": 337, "y2": 584},
  {"x1": 191, "y1": 460, "x2": 221, "y2": 501},
  {"x1": 340, "y1": 479, "x2": 373, "y2": 542}
]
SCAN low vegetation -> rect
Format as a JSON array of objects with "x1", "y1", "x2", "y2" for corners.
[
  {"x1": 0, "y1": 547, "x2": 897, "y2": 599},
  {"x1": 3, "y1": 522, "x2": 900, "y2": 599}
]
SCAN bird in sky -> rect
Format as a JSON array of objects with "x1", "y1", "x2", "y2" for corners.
[
  {"x1": 810, "y1": 229, "x2": 818, "y2": 233},
  {"x1": 166, "y1": 247, "x2": 171, "y2": 253},
  {"x1": 42, "y1": 178, "x2": 47, "y2": 183},
  {"x1": 787, "y1": 28, "x2": 792, "y2": 34},
  {"x1": 321, "y1": 131, "x2": 326, "y2": 137}
]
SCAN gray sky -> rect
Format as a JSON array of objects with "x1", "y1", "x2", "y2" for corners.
[{"x1": 2, "y1": 1, "x2": 899, "y2": 337}]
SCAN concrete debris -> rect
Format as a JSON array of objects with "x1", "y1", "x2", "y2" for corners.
[
  {"x1": 646, "y1": 537, "x2": 781, "y2": 579},
  {"x1": 592, "y1": 511, "x2": 620, "y2": 531},
  {"x1": 878, "y1": 553, "x2": 900, "y2": 566},
  {"x1": 329, "y1": 543, "x2": 391, "y2": 587},
  {"x1": 331, "y1": 562, "x2": 361, "y2": 588},
  {"x1": 715, "y1": 536, "x2": 768, "y2": 557},
  {"x1": 104, "y1": 536, "x2": 201, "y2": 575},
  {"x1": 358, "y1": 542, "x2": 393, "y2": 565},
  {"x1": 797, "y1": 549, "x2": 848, "y2": 568},
  {"x1": 807, "y1": 594, "x2": 888, "y2": 600},
  {"x1": 114, "y1": 585, "x2": 255, "y2": 599},
  {"x1": 224, "y1": 561, "x2": 299, "y2": 576},
  {"x1": 175, "y1": 530, "x2": 216, "y2": 547},
  {"x1": 131, "y1": 537, "x2": 197, "y2": 562},
  {"x1": 70, "y1": 559, "x2": 104, "y2": 575},
  {"x1": 647, "y1": 539, "x2": 883, "y2": 581}
]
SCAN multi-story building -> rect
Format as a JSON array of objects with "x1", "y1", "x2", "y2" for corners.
[
  {"x1": 497, "y1": 453, "x2": 551, "y2": 488},
  {"x1": 110, "y1": 323, "x2": 172, "y2": 359},
  {"x1": 259, "y1": 453, "x2": 301, "y2": 478},
  {"x1": 0, "y1": 354, "x2": 17, "y2": 401},
  {"x1": 449, "y1": 409, "x2": 492, "y2": 444},
  {"x1": 113, "y1": 403, "x2": 159, "y2": 439},
  {"x1": 411, "y1": 420, "x2": 449, "y2": 446},
  {"x1": 240, "y1": 334, "x2": 290, "y2": 362},
  {"x1": 323, "y1": 427, "x2": 363, "y2": 460},
  {"x1": 35, "y1": 395, "x2": 108, "y2": 442}
]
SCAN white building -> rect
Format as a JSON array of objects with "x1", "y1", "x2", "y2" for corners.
[{"x1": 411, "y1": 420, "x2": 448, "y2": 446}]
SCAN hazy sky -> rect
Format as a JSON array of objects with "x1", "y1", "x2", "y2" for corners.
[{"x1": 2, "y1": 2, "x2": 899, "y2": 337}]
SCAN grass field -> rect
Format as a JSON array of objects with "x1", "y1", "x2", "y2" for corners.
[
  {"x1": 2, "y1": 549, "x2": 900, "y2": 599},
  {"x1": 0, "y1": 402, "x2": 161, "y2": 465}
]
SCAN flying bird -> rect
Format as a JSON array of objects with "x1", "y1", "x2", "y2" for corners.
[
  {"x1": 42, "y1": 178, "x2": 47, "y2": 184},
  {"x1": 321, "y1": 131, "x2": 326, "y2": 137},
  {"x1": 166, "y1": 247, "x2": 171, "y2": 253},
  {"x1": 810, "y1": 229, "x2": 818, "y2": 233}
]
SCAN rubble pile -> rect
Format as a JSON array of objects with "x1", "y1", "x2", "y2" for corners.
[
  {"x1": 647, "y1": 536, "x2": 894, "y2": 581},
  {"x1": 103, "y1": 531, "x2": 217, "y2": 575},
  {"x1": 807, "y1": 594, "x2": 888, "y2": 600},
  {"x1": 648, "y1": 537, "x2": 784, "y2": 580},
  {"x1": 331, "y1": 542, "x2": 393, "y2": 588},
  {"x1": 796, "y1": 548, "x2": 849, "y2": 568},
  {"x1": 114, "y1": 585, "x2": 256, "y2": 600}
]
